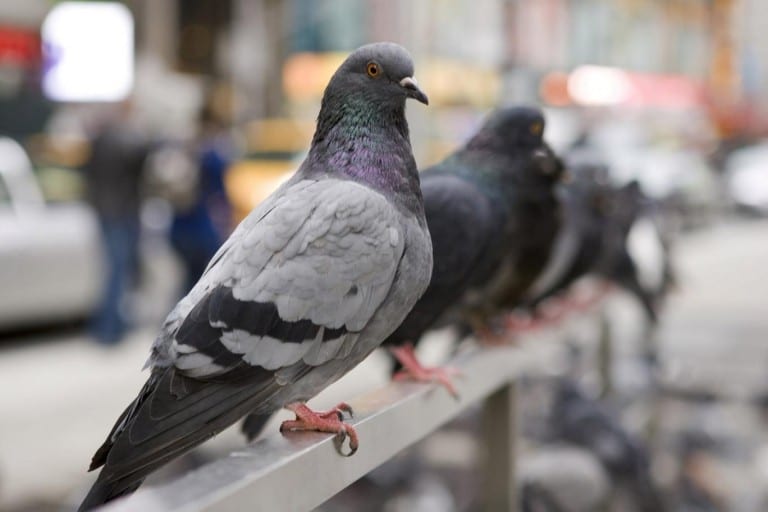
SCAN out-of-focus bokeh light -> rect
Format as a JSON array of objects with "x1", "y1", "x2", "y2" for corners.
[
  {"x1": 41, "y1": 2, "x2": 133, "y2": 102},
  {"x1": 568, "y1": 65, "x2": 632, "y2": 106}
]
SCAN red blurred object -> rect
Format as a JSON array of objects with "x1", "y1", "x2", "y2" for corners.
[
  {"x1": 539, "y1": 71, "x2": 571, "y2": 106},
  {"x1": 0, "y1": 26, "x2": 41, "y2": 67},
  {"x1": 543, "y1": 66, "x2": 707, "y2": 110},
  {"x1": 625, "y1": 73, "x2": 707, "y2": 109}
]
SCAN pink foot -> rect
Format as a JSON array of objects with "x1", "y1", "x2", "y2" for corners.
[
  {"x1": 390, "y1": 343, "x2": 462, "y2": 398},
  {"x1": 280, "y1": 402, "x2": 358, "y2": 456}
]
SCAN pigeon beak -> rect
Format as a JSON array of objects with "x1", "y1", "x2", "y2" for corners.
[{"x1": 400, "y1": 76, "x2": 429, "y2": 105}]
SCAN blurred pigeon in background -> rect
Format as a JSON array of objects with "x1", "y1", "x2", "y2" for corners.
[
  {"x1": 526, "y1": 150, "x2": 675, "y2": 324},
  {"x1": 549, "y1": 378, "x2": 667, "y2": 512},
  {"x1": 618, "y1": 180, "x2": 677, "y2": 317},
  {"x1": 79, "y1": 42, "x2": 432, "y2": 510},
  {"x1": 524, "y1": 154, "x2": 613, "y2": 312}
]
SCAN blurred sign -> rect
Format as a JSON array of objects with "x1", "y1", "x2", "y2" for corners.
[
  {"x1": 626, "y1": 74, "x2": 706, "y2": 109},
  {"x1": 41, "y1": 2, "x2": 133, "y2": 102},
  {"x1": 542, "y1": 66, "x2": 706, "y2": 110}
]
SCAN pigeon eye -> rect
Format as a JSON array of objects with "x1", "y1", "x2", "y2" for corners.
[
  {"x1": 530, "y1": 121, "x2": 543, "y2": 136},
  {"x1": 366, "y1": 62, "x2": 381, "y2": 78}
]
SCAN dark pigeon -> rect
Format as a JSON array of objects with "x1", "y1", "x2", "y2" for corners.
[
  {"x1": 611, "y1": 180, "x2": 677, "y2": 318},
  {"x1": 549, "y1": 378, "x2": 667, "y2": 512},
  {"x1": 79, "y1": 42, "x2": 432, "y2": 511},
  {"x1": 382, "y1": 107, "x2": 564, "y2": 353},
  {"x1": 526, "y1": 151, "x2": 674, "y2": 323}
]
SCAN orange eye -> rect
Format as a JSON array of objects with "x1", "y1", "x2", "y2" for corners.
[{"x1": 366, "y1": 62, "x2": 380, "y2": 78}]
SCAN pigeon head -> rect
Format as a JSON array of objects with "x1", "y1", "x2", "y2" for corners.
[
  {"x1": 453, "y1": 106, "x2": 566, "y2": 189},
  {"x1": 309, "y1": 42, "x2": 428, "y2": 168},
  {"x1": 324, "y1": 42, "x2": 429, "y2": 109},
  {"x1": 476, "y1": 107, "x2": 566, "y2": 185},
  {"x1": 467, "y1": 106, "x2": 547, "y2": 151},
  {"x1": 304, "y1": 42, "x2": 428, "y2": 214}
]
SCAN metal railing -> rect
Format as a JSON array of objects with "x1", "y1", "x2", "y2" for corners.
[{"x1": 101, "y1": 303, "x2": 612, "y2": 512}]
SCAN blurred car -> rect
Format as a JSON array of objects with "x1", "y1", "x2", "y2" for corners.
[
  {"x1": 226, "y1": 157, "x2": 296, "y2": 222},
  {"x1": 0, "y1": 136, "x2": 103, "y2": 330},
  {"x1": 724, "y1": 142, "x2": 768, "y2": 215},
  {"x1": 225, "y1": 118, "x2": 309, "y2": 221}
]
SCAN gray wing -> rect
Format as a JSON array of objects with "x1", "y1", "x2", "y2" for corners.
[{"x1": 151, "y1": 178, "x2": 406, "y2": 375}]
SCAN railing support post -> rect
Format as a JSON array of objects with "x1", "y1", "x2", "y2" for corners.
[
  {"x1": 597, "y1": 310, "x2": 613, "y2": 398},
  {"x1": 481, "y1": 381, "x2": 518, "y2": 511}
]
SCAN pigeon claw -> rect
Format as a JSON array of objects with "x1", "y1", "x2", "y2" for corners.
[
  {"x1": 390, "y1": 343, "x2": 462, "y2": 399},
  {"x1": 280, "y1": 402, "x2": 359, "y2": 456}
]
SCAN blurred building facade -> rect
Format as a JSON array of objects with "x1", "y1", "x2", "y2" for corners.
[{"x1": 2, "y1": 0, "x2": 768, "y2": 145}]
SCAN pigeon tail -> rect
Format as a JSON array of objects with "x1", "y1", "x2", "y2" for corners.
[{"x1": 78, "y1": 367, "x2": 283, "y2": 511}]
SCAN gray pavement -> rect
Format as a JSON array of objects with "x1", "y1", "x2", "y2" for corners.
[{"x1": 658, "y1": 219, "x2": 768, "y2": 395}]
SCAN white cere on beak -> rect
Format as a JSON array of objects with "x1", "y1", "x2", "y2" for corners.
[{"x1": 399, "y1": 77, "x2": 419, "y2": 88}]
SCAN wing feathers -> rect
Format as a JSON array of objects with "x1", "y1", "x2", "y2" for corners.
[{"x1": 167, "y1": 180, "x2": 404, "y2": 375}]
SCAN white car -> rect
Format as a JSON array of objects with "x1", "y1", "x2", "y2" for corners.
[
  {"x1": 725, "y1": 142, "x2": 768, "y2": 214},
  {"x1": 0, "y1": 137, "x2": 103, "y2": 330}
]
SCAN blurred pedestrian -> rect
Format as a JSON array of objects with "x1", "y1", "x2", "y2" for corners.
[
  {"x1": 82, "y1": 100, "x2": 149, "y2": 344},
  {"x1": 168, "y1": 92, "x2": 233, "y2": 295}
]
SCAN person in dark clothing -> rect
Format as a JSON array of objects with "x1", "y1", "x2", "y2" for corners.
[
  {"x1": 168, "y1": 99, "x2": 233, "y2": 295},
  {"x1": 83, "y1": 103, "x2": 149, "y2": 344}
]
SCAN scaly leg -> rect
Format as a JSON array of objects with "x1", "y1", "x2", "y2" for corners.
[{"x1": 390, "y1": 343, "x2": 462, "y2": 398}]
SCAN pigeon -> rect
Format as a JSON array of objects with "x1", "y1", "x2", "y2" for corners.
[
  {"x1": 524, "y1": 154, "x2": 617, "y2": 312},
  {"x1": 617, "y1": 180, "x2": 677, "y2": 318},
  {"x1": 376, "y1": 109, "x2": 560, "y2": 385},
  {"x1": 240, "y1": 107, "x2": 564, "y2": 442},
  {"x1": 382, "y1": 107, "x2": 564, "y2": 383},
  {"x1": 525, "y1": 151, "x2": 674, "y2": 324},
  {"x1": 549, "y1": 378, "x2": 667, "y2": 512},
  {"x1": 79, "y1": 42, "x2": 432, "y2": 511}
]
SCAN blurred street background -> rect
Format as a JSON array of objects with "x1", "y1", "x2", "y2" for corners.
[{"x1": 1, "y1": 0, "x2": 768, "y2": 511}]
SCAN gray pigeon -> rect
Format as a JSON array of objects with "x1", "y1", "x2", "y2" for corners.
[{"x1": 79, "y1": 42, "x2": 432, "y2": 511}]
